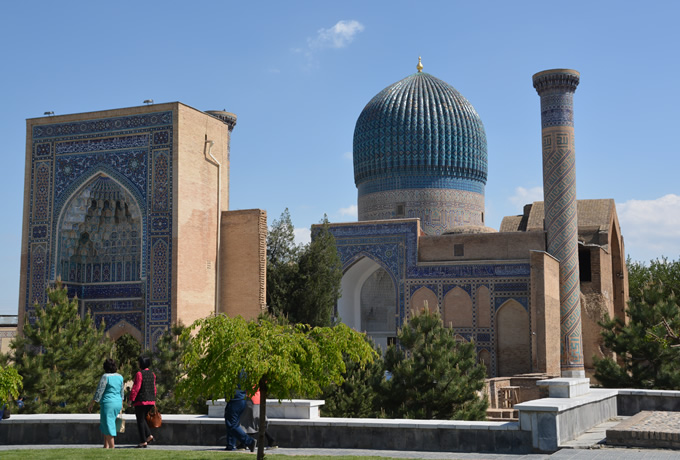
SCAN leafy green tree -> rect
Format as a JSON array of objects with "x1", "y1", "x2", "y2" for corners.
[
  {"x1": 0, "y1": 365, "x2": 22, "y2": 408},
  {"x1": 320, "y1": 337, "x2": 385, "y2": 418},
  {"x1": 595, "y1": 277, "x2": 680, "y2": 389},
  {"x1": 176, "y1": 313, "x2": 377, "y2": 460},
  {"x1": 267, "y1": 211, "x2": 342, "y2": 327},
  {"x1": 381, "y1": 308, "x2": 488, "y2": 420},
  {"x1": 11, "y1": 279, "x2": 113, "y2": 413},
  {"x1": 628, "y1": 256, "x2": 680, "y2": 304}
]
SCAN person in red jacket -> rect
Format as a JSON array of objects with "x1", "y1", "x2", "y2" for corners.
[{"x1": 129, "y1": 356, "x2": 157, "y2": 448}]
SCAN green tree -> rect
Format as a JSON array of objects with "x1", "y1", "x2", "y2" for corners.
[
  {"x1": 0, "y1": 365, "x2": 22, "y2": 408},
  {"x1": 594, "y1": 277, "x2": 680, "y2": 389},
  {"x1": 11, "y1": 280, "x2": 113, "y2": 413},
  {"x1": 628, "y1": 256, "x2": 680, "y2": 304},
  {"x1": 320, "y1": 337, "x2": 385, "y2": 418},
  {"x1": 381, "y1": 308, "x2": 488, "y2": 420},
  {"x1": 176, "y1": 313, "x2": 377, "y2": 460},
  {"x1": 267, "y1": 211, "x2": 342, "y2": 327}
]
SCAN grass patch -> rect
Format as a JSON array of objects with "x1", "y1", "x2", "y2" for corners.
[{"x1": 0, "y1": 450, "x2": 403, "y2": 460}]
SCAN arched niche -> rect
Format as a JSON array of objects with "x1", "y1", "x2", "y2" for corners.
[
  {"x1": 476, "y1": 286, "x2": 491, "y2": 328},
  {"x1": 478, "y1": 349, "x2": 492, "y2": 378},
  {"x1": 443, "y1": 286, "x2": 473, "y2": 328},
  {"x1": 107, "y1": 320, "x2": 143, "y2": 343},
  {"x1": 410, "y1": 287, "x2": 437, "y2": 315},
  {"x1": 56, "y1": 174, "x2": 142, "y2": 284},
  {"x1": 496, "y1": 299, "x2": 531, "y2": 376},
  {"x1": 338, "y1": 256, "x2": 397, "y2": 351}
]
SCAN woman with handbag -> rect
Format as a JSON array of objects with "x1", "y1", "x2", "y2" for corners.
[
  {"x1": 129, "y1": 355, "x2": 157, "y2": 448},
  {"x1": 88, "y1": 358, "x2": 124, "y2": 449}
]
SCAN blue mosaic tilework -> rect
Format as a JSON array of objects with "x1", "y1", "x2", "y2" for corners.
[
  {"x1": 358, "y1": 176, "x2": 484, "y2": 196},
  {"x1": 534, "y1": 70, "x2": 584, "y2": 371},
  {"x1": 494, "y1": 283, "x2": 529, "y2": 292},
  {"x1": 25, "y1": 110, "x2": 174, "y2": 348},
  {"x1": 32, "y1": 112, "x2": 172, "y2": 138},
  {"x1": 328, "y1": 219, "x2": 534, "y2": 377},
  {"x1": 494, "y1": 296, "x2": 529, "y2": 312},
  {"x1": 88, "y1": 300, "x2": 144, "y2": 332},
  {"x1": 442, "y1": 284, "x2": 472, "y2": 296},
  {"x1": 67, "y1": 283, "x2": 144, "y2": 300},
  {"x1": 354, "y1": 72, "x2": 488, "y2": 187}
]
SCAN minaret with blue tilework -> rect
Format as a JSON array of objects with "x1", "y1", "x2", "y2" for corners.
[{"x1": 533, "y1": 69, "x2": 585, "y2": 378}]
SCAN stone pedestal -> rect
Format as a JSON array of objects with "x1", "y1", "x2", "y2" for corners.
[
  {"x1": 206, "y1": 399, "x2": 325, "y2": 419},
  {"x1": 537, "y1": 378, "x2": 590, "y2": 398}
]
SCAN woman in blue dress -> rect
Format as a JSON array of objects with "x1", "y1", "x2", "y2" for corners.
[{"x1": 88, "y1": 358, "x2": 124, "y2": 449}]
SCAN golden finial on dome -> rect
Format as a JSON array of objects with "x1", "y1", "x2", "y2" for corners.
[{"x1": 417, "y1": 56, "x2": 423, "y2": 72}]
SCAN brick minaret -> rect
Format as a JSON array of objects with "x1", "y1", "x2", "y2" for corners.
[{"x1": 533, "y1": 69, "x2": 585, "y2": 377}]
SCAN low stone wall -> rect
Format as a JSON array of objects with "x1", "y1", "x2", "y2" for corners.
[
  {"x1": 0, "y1": 414, "x2": 532, "y2": 453},
  {"x1": 5, "y1": 388, "x2": 680, "y2": 453},
  {"x1": 616, "y1": 389, "x2": 680, "y2": 416},
  {"x1": 270, "y1": 418, "x2": 531, "y2": 453},
  {"x1": 516, "y1": 387, "x2": 618, "y2": 452}
]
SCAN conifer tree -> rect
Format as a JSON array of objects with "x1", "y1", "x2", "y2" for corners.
[
  {"x1": 320, "y1": 337, "x2": 385, "y2": 417},
  {"x1": 266, "y1": 211, "x2": 342, "y2": 327},
  {"x1": 381, "y1": 308, "x2": 488, "y2": 420},
  {"x1": 144, "y1": 323, "x2": 204, "y2": 414},
  {"x1": 595, "y1": 277, "x2": 680, "y2": 389},
  {"x1": 11, "y1": 279, "x2": 113, "y2": 413},
  {"x1": 266, "y1": 208, "x2": 299, "y2": 319},
  {"x1": 287, "y1": 216, "x2": 342, "y2": 327},
  {"x1": 114, "y1": 332, "x2": 141, "y2": 382}
]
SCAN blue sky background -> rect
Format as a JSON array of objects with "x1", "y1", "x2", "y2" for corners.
[{"x1": 1, "y1": 1, "x2": 679, "y2": 315}]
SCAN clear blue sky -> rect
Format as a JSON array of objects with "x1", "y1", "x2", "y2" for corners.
[{"x1": 1, "y1": 1, "x2": 679, "y2": 315}]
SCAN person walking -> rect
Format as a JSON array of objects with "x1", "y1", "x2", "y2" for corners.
[
  {"x1": 88, "y1": 358, "x2": 124, "y2": 449},
  {"x1": 239, "y1": 389, "x2": 277, "y2": 450},
  {"x1": 225, "y1": 385, "x2": 256, "y2": 452},
  {"x1": 129, "y1": 355, "x2": 157, "y2": 448}
]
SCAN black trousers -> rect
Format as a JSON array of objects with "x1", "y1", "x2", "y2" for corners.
[{"x1": 134, "y1": 405, "x2": 153, "y2": 443}]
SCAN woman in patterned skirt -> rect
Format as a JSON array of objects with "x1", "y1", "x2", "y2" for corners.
[{"x1": 88, "y1": 358, "x2": 124, "y2": 449}]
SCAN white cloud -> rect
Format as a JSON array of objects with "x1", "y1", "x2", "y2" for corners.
[
  {"x1": 297, "y1": 20, "x2": 365, "y2": 67},
  {"x1": 343, "y1": 151, "x2": 352, "y2": 161},
  {"x1": 509, "y1": 186, "x2": 543, "y2": 211},
  {"x1": 617, "y1": 194, "x2": 680, "y2": 262},
  {"x1": 337, "y1": 204, "x2": 358, "y2": 219},
  {"x1": 309, "y1": 20, "x2": 365, "y2": 50},
  {"x1": 294, "y1": 227, "x2": 311, "y2": 246}
]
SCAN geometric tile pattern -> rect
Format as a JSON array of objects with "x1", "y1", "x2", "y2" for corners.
[
  {"x1": 25, "y1": 111, "x2": 174, "y2": 348},
  {"x1": 353, "y1": 70, "x2": 488, "y2": 235},
  {"x1": 533, "y1": 69, "x2": 584, "y2": 372},
  {"x1": 328, "y1": 220, "x2": 531, "y2": 377}
]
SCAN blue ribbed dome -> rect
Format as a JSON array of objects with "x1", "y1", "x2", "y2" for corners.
[{"x1": 353, "y1": 72, "x2": 488, "y2": 191}]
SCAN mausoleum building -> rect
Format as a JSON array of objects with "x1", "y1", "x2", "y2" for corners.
[
  {"x1": 19, "y1": 103, "x2": 267, "y2": 348},
  {"x1": 326, "y1": 62, "x2": 628, "y2": 379}
]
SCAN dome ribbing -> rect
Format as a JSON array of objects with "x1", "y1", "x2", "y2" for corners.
[{"x1": 353, "y1": 72, "x2": 487, "y2": 190}]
